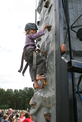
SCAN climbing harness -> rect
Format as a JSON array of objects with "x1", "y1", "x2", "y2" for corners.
[
  {"x1": 22, "y1": 63, "x2": 28, "y2": 76},
  {"x1": 18, "y1": 44, "x2": 36, "y2": 74},
  {"x1": 77, "y1": 75, "x2": 82, "y2": 102}
]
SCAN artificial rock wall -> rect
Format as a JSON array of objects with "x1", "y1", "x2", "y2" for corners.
[{"x1": 30, "y1": 0, "x2": 56, "y2": 122}]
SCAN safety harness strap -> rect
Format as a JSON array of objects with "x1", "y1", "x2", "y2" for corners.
[{"x1": 18, "y1": 44, "x2": 36, "y2": 73}]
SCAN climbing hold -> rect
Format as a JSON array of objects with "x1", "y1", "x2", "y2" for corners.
[
  {"x1": 40, "y1": 79, "x2": 47, "y2": 85},
  {"x1": 37, "y1": 21, "x2": 40, "y2": 26},
  {"x1": 44, "y1": 0, "x2": 49, "y2": 8},
  {"x1": 36, "y1": 49, "x2": 40, "y2": 53},
  {"x1": 36, "y1": 38, "x2": 41, "y2": 43},
  {"x1": 43, "y1": 50, "x2": 47, "y2": 57},
  {"x1": 38, "y1": 38, "x2": 41, "y2": 41},
  {"x1": 44, "y1": 112, "x2": 51, "y2": 122},
  {"x1": 60, "y1": 44, "x2": 66, "y2": 55},
  {"x1": 36, "y1": 45, "x2": 40, "y2": 53},
  {"x1": 46, "y1": 25, "x2": 52, "y2": 31},
  {"x1": 76, "y1": 28, "x2": 82, "y2": 41},
  {"x1": 31, "y1": 102, "x2": 36, "y2": 108}
]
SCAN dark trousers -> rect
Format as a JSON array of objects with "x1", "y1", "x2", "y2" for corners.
[{"x1": 24, "y1": 48, "x2": 46, "y2": 81}]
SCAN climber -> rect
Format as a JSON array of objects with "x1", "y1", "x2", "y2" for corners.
[{"x1": 18, "y1": 23, "x2": 49, "y2": 89}]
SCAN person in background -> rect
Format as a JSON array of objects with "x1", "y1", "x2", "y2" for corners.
[
  {"x1": 0, "y1": 110, "x2": 3, "y2": 122},
  {"x1": 8, "y1": 108, "x2": 14, "y2": 122},
  {"x1": 11, "y1": 118, "x2": 16, "y2": 122},
  {"x1": 17, "y1": 112, "x2": 25, "y2": 122},
  {"x1": 22, "y1": 112, "x2": 32, "y2": 122},
  {"x1": 3, "y1": 115, "x2": 9, "y2": 122}
]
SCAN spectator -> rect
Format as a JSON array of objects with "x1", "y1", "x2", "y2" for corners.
[
  {"x1": 3, "y1": 115, "x2": 9, "y2": 122},
  {"x1": 11, "y1": 118, "x2": 16, "y2": 122},
  {"x1": 17, "y1": 112, "x2": 25, "y2": 122},
  {"x1": 0, "y1": 110, "x2": 3, "y2": 122},
  {"x1": 22, "y1": 112, "x2": 32, "y2": 122},
  {"x1": 8, "y1": 108, "x2": 14, "y2": 122}
]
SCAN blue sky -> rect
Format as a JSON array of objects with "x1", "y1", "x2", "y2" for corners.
[{"x1": 0, "y1": 0, "x2": 38, "y2": 90}]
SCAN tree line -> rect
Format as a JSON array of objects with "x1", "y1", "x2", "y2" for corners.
[{"x1": 0, "y1": 87, "x2": 34, "y2": 110}]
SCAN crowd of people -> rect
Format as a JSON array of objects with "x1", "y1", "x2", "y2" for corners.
[{"x1": 0, "y1": 108, "x2": 34, "y2": 122}]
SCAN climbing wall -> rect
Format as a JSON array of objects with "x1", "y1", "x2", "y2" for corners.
[
  {"x1": 30, "y1": 0, "x2": 82, "y2": 122},
  {"x1": 30, "y1": 0, "x2": 56, "y2": 122}
]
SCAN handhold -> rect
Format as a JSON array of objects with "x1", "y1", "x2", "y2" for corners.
[
  {"x1": 44, "y1": 112, "x2": 50, "y2": 122},
  {"x1": 37, "y1": 44, "x2": 40, "y2": 48},
  {"x1": 60, "y1": 44, "x2": 66, "y2": 55},
  {"x1": 44, "y1": 0, "x2": 49, "y2": 8},
  {"x1": 43, "y1": 50, "x2": 47, "y2": 57},
  {"x1": 36, "y1": 49, "x2": 40, "y2": 53},
  {"x1": 37, "y1": 38, "x2": 41, "y2": 41},
  {"x1": 36, "y1": 38, "x2": 41, "y2": 43},
  {"x1": 36, "y1": 45, "x2": 40, "y2": 53},
  {"x1": 46, "y1": 25, "x2": 51, "y2": 31},
  {"x1": 37, "y1": 21, "x2": 40, "y2": 26}
]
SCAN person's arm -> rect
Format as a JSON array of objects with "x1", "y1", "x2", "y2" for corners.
[
  {"x1": 42, "y1": 25, "x2": 49, "y2": 31},
  {"x1": 29, "y1": 25, "x2": 49, "y2": 39}
]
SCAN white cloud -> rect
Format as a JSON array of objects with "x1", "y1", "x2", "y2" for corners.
[{"x1": 0, "y1": 0, "x2": 36, "y2": 90}]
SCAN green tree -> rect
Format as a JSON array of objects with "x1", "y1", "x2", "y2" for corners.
[{"x1": 0, "y1": 87, "x2": 34, "y2": 110}]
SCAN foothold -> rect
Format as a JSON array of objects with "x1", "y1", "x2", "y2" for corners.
[
  {"x1": 31, "y1": 102, "x2": 36, "y2": 108},
  {"x1": 46, "y1": 25, "x2": 52, "y2": 31},
  {"x1": 40, "y1": 79, "x2": 47, "y2": 85},
  {"x1": 37, "y1": 21, "x2": 40, "y2": 26},
  {"x1": 44, "y1": 112, "x2": 50, "y2": 122},
  {"x1": 60, "y1": 44, "x2": 66, "y2": 55},
  {"x1": 44, "y1": 0, "x2": 49, "y2": 8}
]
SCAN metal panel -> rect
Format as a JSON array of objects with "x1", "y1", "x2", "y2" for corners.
[{"x1": 55, "y1": 0, "x2": 69, "y2": 122}]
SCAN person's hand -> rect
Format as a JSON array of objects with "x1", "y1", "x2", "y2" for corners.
[
  {"x1": 42, "y1": 25, "x2": 49, "y2": 31},
  {"x1": 17, "y1": 118, "x2": 20, "y2": 120}
]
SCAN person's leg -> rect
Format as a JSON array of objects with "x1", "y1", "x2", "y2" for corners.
[
  {"x1": 36, "y1": 53, "x2": 46, "y2": 80},
  {"x1": 33, "y1": 80, "x2": 43, "y2": 89},
  {"x1": 36, "y1": 74, "x2": 46, "y2": 80},
  {"x1": 29, "y1": 63, "x2": 43, "y2": 89}
]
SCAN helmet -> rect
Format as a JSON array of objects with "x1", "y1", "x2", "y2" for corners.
[{"x1": 25, "y1": 23, "x2": 38, "y2": 31}]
